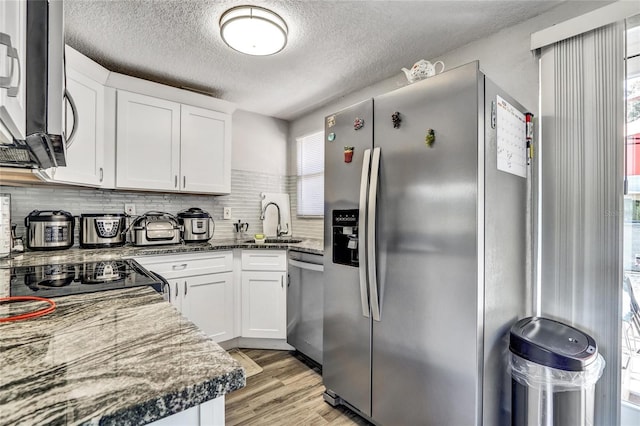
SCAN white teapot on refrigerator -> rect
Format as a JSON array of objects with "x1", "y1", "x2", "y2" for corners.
[{"x1": 401, "y1": 59, "x2": 445, "y2": 83}]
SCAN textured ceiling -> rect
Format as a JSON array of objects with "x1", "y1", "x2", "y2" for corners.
[{"x1": 65, "y1": 0, "x2": 565, "y2": 121}]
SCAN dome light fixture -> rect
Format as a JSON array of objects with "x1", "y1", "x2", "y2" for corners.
[{"x1": 219, "y1": 5, "x2": 288, "y2": 56}]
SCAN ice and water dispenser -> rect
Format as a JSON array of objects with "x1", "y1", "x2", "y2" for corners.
[{"x1": 332, "y1": 209, "x2": 359, "y2": 267}]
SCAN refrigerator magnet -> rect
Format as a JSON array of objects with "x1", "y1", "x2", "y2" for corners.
[
  {"x1": 328, "y1": 132, "x2": 336, "y2": 142},
  {"x1": 425, "y1": 129, "x2": 435, "y2": 147},
  {"x1": 327, "y1": 115, "x2": 336, "y2": 128},
  {"x1": 392, "y1": 111, "x2": 401, "y2": 128},
  {"x1": 353, "y1": 117, "x2": 364, "y2": 130},
  {"x1": 344, "y1": 146, "x2": 354, "y2": 163}
]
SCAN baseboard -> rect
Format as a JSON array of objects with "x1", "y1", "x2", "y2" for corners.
[{"x1": 219, "y1": 337, "x2": 295, "y2": 351}]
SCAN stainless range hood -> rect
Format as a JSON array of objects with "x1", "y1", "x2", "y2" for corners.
[{"x1": 0, "y1": 0, "x2": 75, "y2": 169}]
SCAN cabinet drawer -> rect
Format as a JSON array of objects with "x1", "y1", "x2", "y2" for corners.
[
  {"x1": 134, "y1": 251, "x2": 233, "y2": 278},
  {"x1": 241, "y1": 250, "x2": 287, "y2": 271}
]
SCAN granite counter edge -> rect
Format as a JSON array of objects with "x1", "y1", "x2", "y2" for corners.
[{"x1": 91, "y1": 367, "x2": 245, "y2": 426}]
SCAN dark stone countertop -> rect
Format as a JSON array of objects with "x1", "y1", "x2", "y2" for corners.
[
  {"x1": 0, "y1": 238, "x2": 323, "y2": 268},
  {"x1": 0, "y1": 286, "x2": 245, "y2": 426}
]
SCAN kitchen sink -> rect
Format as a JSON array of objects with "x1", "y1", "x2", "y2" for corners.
[{"x1": 244, "y1": 238, "x2": 303, "y2": 244}]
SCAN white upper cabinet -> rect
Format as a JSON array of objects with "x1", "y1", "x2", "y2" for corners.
[
  {"x1": 116, "y1": 90, "x2": 181, "y2": 191},
  {"x1": 42, "y1": 68, "x2": 106, "y2": 186},
  {"x1": 0, "y1": 0, "x2": 27, "y2": 141},
  {"x1": 180, "y1": 105, "x2": 231, "y2": 194},
  {"x1": 116, "y1": 91, "x2": 232, "y2": 194},
  {"x1": 35, "y1": 46, "x2": 114, "y2": 188}
]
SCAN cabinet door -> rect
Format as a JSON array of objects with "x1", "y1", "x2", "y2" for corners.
[
  {"x1": 0, "y1": 0, "x2": 26, "y2": 140},
  {"x1": 43, "y1": 67, "x2": 105, "y2": 186},
  {"x1": 116, "y1": 90, "x2": 180, "y2": 191},
  {"x1": 181, "y1": 272, "x2": 234, "y2": 342},
  {"x1": 180, "y1": 105, "x2": 231, "y2": 194},
  {"x1": 241, "y1": 271, "x2": 286, "y2": 339}
]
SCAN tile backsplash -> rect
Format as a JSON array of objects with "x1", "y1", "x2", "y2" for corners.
[{"x1": 1, "y1": 170, "x2": 324, "y2": 243}]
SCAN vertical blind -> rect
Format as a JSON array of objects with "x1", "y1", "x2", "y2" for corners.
[
  {"x1": 297, "y1": 131, "x2": 324, "y2": 216},
  {"x1": 538, "y1": 22, "x2": 624, "y2": 426}
]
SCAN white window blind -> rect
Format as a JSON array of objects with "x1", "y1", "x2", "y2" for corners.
[{"x1": 297, "y1": 131, "x2": 324, "y2": 216}]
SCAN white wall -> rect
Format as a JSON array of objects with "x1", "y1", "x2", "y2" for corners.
[
  {"x1": 287, "y1": 0, "x2": 611, "y2": 171},
  {"x1": 232, "y1": 109, "x2": 288, "y2": 175},
  {"x1": 286, "y1": 0, "x2": 610, "y2": 241}
]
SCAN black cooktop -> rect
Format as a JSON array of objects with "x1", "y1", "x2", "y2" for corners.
[{"x1": 7, "y1": 259, "x2": 164, "y2": 298}]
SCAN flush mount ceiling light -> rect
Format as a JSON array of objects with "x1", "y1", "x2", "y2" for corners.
[{"x1": 219, "y1": 5, "x2": 288, "y2": 56}]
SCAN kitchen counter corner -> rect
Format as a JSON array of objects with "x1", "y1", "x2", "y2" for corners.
[{"x1": 0, "y1": 287, "x2": 245, "y2": 426}]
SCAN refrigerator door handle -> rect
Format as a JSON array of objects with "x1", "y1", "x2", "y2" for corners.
[
  {"x1": 368, "y1": 147, "x2": 382, "y2": 321},
  {"x1": 358, "y1": 148, "x2": 372, "y2": 318}
]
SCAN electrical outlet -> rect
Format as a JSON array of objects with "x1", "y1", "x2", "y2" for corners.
[
  {"x1": 125, "y1": 204, "x2": 136, "y2": 216},
  {"x1": 223, "y1": 207, "x2": 232, "y2": 220}
]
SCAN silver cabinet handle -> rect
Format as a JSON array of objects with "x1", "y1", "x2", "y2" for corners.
[
  {"x1": 184, "y1": 281, "x2": 187, "y2": 296},
  {"x1": 358, "y1": 148, "x2": 372, "y2": 318},
  {"x1": 183, "y1": 176, "x2": 186, "y2": 188},
  {"x1": 281, "y1": 275, "x2": 284, "y2": 289},
  {"x1": 174, "y1": 283, "x2": 178, "y2": 298},
  {"x1": 172, "y1": 263, "x2": 188, "y2": 270},
  {"x1": 0, "y1": 32, "x2": 20, "y2": 96},
  {"x1": 368, "y1": 147, "x2": 381, "y2": 322},
  {"x1": 175, "y1": 175, "x2": 178, "y2": 188},
  {"x1": 99, "y1": 167, "x2": 104, "y2": 182},
  {"x1": 64, "y1": 90, "x2": 78, "y2": 148}
]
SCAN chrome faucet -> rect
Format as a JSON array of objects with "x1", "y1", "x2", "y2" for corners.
[{"x1": 260, "y1": 202, "x2": 289, "y2": 237}]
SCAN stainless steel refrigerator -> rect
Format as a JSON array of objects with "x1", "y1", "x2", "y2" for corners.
[{"x1": 322, "y1": 61, "x2": 527, "y2": 426}]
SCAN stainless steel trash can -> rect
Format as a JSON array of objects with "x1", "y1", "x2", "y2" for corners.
[{"x1": 509, "y1": 317, "x2": 606, "y2": 426}]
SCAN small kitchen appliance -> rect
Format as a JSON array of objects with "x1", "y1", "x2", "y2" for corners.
[
  {"x1": 0, "y1": 0, "x2": 75, "y2": 169},
  {"x1": 130, "y1": 211, "x2": 181, "y2": 246},
  {"x1": 177, "y1": 208, "x2": 214, "y2": 243},
  {"x1": 79, "y1": 213, "x2": 128, "y2": 248},
  {"x1": 25, "y1": 210, "x2": 75, "y2": 250}
]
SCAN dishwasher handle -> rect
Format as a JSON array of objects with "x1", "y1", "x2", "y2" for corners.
[{"x1": 288, "y1": 258, "x2": 324, "y2": 272}]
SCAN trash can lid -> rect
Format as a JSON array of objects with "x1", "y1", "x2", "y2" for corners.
[{"x1": 509, "y1": 316, "x2": 598, "y2": 371}]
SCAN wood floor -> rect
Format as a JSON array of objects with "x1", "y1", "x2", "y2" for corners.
[{"x1": 225, "y1": 349, "x2": 371, "y2": 425}]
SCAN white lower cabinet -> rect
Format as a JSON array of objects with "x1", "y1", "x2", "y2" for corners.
[
  {"x1": 241, "y1": 271, "x2": 286, "y2": 339},
  {"x1": 240, "y1": 250, "x2": 287, "y2": 339},
  {"x1": 181, "y1": 272, "x2": 234, "y2": 342},
  {"x1": 135, "y1": 249, "x2": 289, "y2": 344},
  {"x1": 134, "y1": 252, "x2": 234, "y2": 343},
  {"x1": 148, "y1": 396, "x2": 224, "y2": 426}
]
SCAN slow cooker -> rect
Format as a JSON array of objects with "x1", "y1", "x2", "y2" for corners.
[
  {"x1": 25, "y1": 210, "x2": 75, "y2": 250},
  {"x1": 177, "y1": 207, "x2": 215, "y2": 243},
  {"x1": 80, "y1": 213, "x2": 128, "y2": 248}
]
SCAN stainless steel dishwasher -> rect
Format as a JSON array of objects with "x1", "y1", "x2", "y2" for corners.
[{"x1": 287, "y1": 250, "x2": 324, "y2": 365}]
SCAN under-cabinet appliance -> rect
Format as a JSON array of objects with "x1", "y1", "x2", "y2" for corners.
[
  {"x1": 25, "y1": 209, "x2": 75, "y2": 250},
  {"x1": 130, "y1": 211, "x2": 181, "y2": 246},
  {"x1": 79, "y1": 213, "x2": 127, "y2": 248},
  {"x1": 9, "y1": 259, "x2": 165, "y2": 297},
  {"x1": 0, "y1": 0, "x2": 76, "y2": 169},
  {"x1": 177, "y1": 207, "x2": 215, "y2": 243},
  {"x1": 323, "y1": 62, "x2": 527, "y2": 426},
  {"x1": 287, "y1": 250, "x2": 324, "y2": 365}
]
